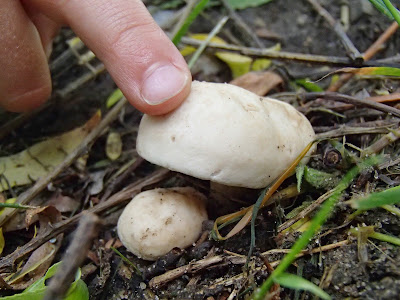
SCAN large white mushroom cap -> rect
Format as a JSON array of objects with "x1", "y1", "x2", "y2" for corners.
[
  {"x1": 137, "y1": 81, "x2": 315, "y2": 189},
  {"x1": 117, "y1": 187, "x2": 207, "y2": 261}
]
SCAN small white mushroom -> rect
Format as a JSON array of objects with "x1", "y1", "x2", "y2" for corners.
[
  {"x1": 137, "y1": 81, "x2": 315, "y2": 189},
  {"x1": 117, "y1": 187, "x2": 207, "y2": 261}
]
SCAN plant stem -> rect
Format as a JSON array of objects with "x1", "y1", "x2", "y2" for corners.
[
  {"x1": 382, "y1": 0, "x2": 400, "y2": 25},
  {"x1": 370, "y1": 231, "x2": 400, "y2": 246}
]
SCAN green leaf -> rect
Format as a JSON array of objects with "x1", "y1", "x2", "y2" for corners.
[
  {"x1": 296, "y1": 164, "x2": 305, "y2": 192},
  {"x1": 65, "y1": 278, "x2": 89, "y2": 300},
  {"x1": 274, "y1": 273, "x2": 331, "y2": 300},
  {"x1": 106, "y1": 89, "x2": 124, "y2": 108},
  {"x1": 303, "y1": 167, "x2": 339, "y2": 190},
  {"x1": 0, "y1": 262, "x2": 89, "y2": 300},
  {"x1": 349, "y1": 185, "x2": 400, "y2": 210},
  {"x1": 295, "y1": 78, "x2": 324, "y2": 92},
  {"x1": 227, "y1": 0, "x2": 274, "y2": 10}
]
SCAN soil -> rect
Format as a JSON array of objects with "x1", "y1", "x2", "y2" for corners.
[{"x1": 0, "y1": 0, "x2": 399, "y2": 299}]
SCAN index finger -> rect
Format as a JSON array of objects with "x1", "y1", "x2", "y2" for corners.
[{"x1": 32, "y1": 0, "x2": 192, "y2": 115}]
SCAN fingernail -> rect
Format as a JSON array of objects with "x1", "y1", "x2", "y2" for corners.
[{"x1": 141, "y1": 64, "x2": 188, "y2": 105}]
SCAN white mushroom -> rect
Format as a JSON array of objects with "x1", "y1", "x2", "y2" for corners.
[
  {"x1": 137, "y1": 81, "x2": 315, "y2": 189},
  {"x1": 117, "y1": 187, "x2": 207, "y2": 261}
]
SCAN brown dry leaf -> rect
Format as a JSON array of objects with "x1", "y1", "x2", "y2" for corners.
[
  {"x1": 230, "y1": 71, "x2": 283, "y2": 96},
  {"x1": 255, "y1": 27, "x2": 281, "y2": 40},
  {"x1": 7, "y1": 238, "x2": 62, "y2": 290},
  {"x1": 4, "y1": 206, "x2": 63, "y2": 289},
  {"x1": 25, "y1": 206, "x2": 55, "y2": 228},
  {"x1": 47, "y1": 192, "x2": 80, "y2": 213}
]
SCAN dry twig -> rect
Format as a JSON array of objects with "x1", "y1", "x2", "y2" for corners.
[
  {"x1": 180, "y1": 37, "x2": 400, "y2": 68},
  {"x1": 149, "y1": 240, "x2": 349, "y2": 289},
  {"x1": 43, "y1": 213, "x2": 100, "y2": 300},
  {"x1": 301, "y1": 92, "x2": 400, "y2": 118},
  {"x1": 328, "y1": 21, "x2": 399, "y2": 92},
  {"x1": 307, "y1": 0, "x2": 362, "y2": 61}
]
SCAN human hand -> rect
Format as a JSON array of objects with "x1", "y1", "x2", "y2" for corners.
[{"x1": 0, "y1": 0, "x2": 192, "y2": 115}]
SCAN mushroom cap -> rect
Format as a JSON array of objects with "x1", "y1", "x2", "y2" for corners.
[
  {"x1": 137, "y1": 81, "x2": 315, "y2": 189},
  {"x1": 117, "y1": 187, "x2": 207, "y2": 261}
]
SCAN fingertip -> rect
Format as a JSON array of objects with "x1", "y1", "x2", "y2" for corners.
[{"x1": 136, "y1": 62, "x2": 192, "y2": 115}]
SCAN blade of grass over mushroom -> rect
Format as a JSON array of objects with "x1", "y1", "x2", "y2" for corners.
[
  {"x1": 274, "y1": 273, "x2": 331, "y2": 300},
  {"x1": 171, "y1": 0, "x2": 210, "y2": 46},
  {"x1": 347, "y1": 185, "x2": 400, "y2": 210},
  {"x1": 212, "y1": 142, "x2": 315, "y2": 240},
  {"x1": 250, "y1": 155, "x2": 382, "y2": 300}
]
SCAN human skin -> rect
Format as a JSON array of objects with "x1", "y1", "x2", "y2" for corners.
[{"x1": 0, "y1": 0, "x2": 192, "y2": 115}]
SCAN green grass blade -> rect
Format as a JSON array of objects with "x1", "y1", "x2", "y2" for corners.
[
  {"x1": 246, "y1": 187, "x2": 268, "y2": 266},
  {"x1": 172, "y1": 0, "x2": 210, "y2": 46},
  {"x1": 295, "y1": 79, "x2": 323, "y2": 92},
  {"x1": 370, "y1": 231, "x2": 400, "y2": 246},
  {"x1": 368, "y1": 0, "x2": 395, "y2": 19},
  {"x1": 188, "y1": 16, "x2": 229, "y2": 69},
  {"x1": 382, "y1": 0, "x2": 400, "y2": 25},
  {"x1": 274, "y1": 273, "x2": 331, "y2": 300},
  {"x1": 226, "y1": 0, "x2": 274, "y2": 10},
  {"x1": 349, "y1": 185, "x2": 400, "y2": 210},
  {"x1": 111, "y1": 246, "x2": 142, "y2": 276}
]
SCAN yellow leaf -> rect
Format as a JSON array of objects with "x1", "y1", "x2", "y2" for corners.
[
  {"x1": 0, "y1": 112, "x2": 101, "y2": 192},
  {"x1": 251, "y1": 43, "x2": 280, "y2": 71},
  {"x1": 0, "y1": 228, "x2": 4, "y2": 256},
  {"x1": 106, "y1": 89, "x2": 124, "y2": 108},
  {"x1": 282, "y1": 216, "x2": 311, "y2": 234},
  {"x1": 106, "y1": 132, "x2": 122, "y2": 161},
  {"x1": 180, "y1": 33, "x2": 227, "y2": 56},
  {"x1": 251, "y1": 59, "x2": 271, "y2": 71},
  {"x1": 215, "y1": 52, "x2": 252, "y2": 78}
]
